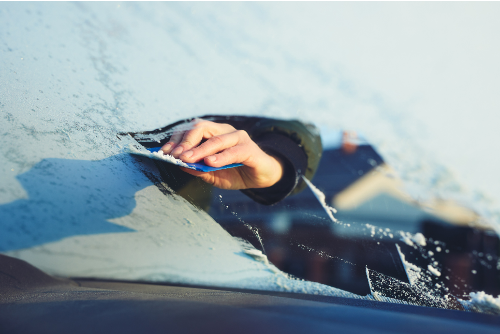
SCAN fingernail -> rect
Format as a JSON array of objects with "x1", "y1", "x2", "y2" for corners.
[
  {"x1": 206, "y1": 155, "x2": 216, "y2": 163},
  {"x1": 162, "y1": 143, "x2": 172, "y2": 153},
  {"x1": 182, "y1": 150, "x2": 193, "y2": 159},
  {"x1": 172, "y1": 146, "x2": 184, "y2": 156}
]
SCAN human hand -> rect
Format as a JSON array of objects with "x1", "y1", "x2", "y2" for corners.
[{"x1": 160, "y1": 120, "x2": 284, "y2": 190}]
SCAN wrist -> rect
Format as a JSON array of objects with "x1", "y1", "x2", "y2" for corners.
[{"x1": 266, "y1": 154, "x2": 284, "y2": 187}]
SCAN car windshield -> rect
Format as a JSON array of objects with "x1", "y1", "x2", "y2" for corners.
[{"x1": 1, "y1": 2, "x2": 500, "y2": 315}]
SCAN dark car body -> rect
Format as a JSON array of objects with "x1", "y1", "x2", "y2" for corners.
[{"x1": 2, "y1": 255, "x2": 500, "y2": 334}]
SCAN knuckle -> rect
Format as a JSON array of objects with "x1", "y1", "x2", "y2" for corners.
[
  {"x1": 237, "y1": 130, "x2": 249, "y2": 139},
  {"x1": 170, "y1": 135, "x2": 183, "y2": 143},
  {"x1": 170, "y1": 132, "x2": 182, "y2": 139},
  {"x1": 193, "y1": 119, "x2": 211, "y2": 127},
  {"x1": 192, "y1": 121, "x2": 205, "y2": 128},
  {"x1": 210, "y1": 136, "x2": 225, "y2": 146}
]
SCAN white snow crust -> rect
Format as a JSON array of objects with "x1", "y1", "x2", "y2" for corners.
[
  {"x1": 125, "y1": 144, "x2": 190, "y2": 168},
  {"x1": 427, "y1": 265, "x2": 441, "y2": 277},
  {"x1": 302, "y1": 176, "x2": 338, "y2": 223},
  {"x1": 461, "y1": 291, "x2": 500, "y2": 315},
  {"x1": 399, "y1": 231, "x2": 427, "y2": 247},
  {"x1": 412, "y1": 233, "x2": 427, "y2": 247},
  {"x1": 396, "y1": 244, "x2": 421, "y2": 284}
]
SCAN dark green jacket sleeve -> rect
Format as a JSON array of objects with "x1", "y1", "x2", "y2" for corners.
[{"x1": 194, "y1": 115, "x2": 322, "y2": 205}]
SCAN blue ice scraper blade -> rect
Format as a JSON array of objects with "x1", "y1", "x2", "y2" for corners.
[{"x1": 146, "y1": 147, "x2": 243, "y2": 172}]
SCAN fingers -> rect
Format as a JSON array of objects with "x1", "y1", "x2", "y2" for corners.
[
  {"x1": 162, "y1": 120, "x2": 236, "y2": 158},
  {"x1": 161, "y1": 131, "x2": 183, "y2": 154},
  {"x1": 177, "y1": 128, "x2": 285, "y2": 190},
  {"x1": 161, "y1": 121, "x2": 193, "y2": 154},
  {"x1": 184, "y1": 143, "x2": 283, "y2": 189},
  {"x1": 177, "y1": 122, "x2": 235, "y2": 156},
  {"x1": 203, "y1": 144, "x2": 250, "y2": 167},
  {"x1": 179, "y1": 130, "x2": 250, "y2": 164}
]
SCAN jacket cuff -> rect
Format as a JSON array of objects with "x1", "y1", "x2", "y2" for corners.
[{"x1": 241, "y1": 133, "x2": 307, "y2": 205}]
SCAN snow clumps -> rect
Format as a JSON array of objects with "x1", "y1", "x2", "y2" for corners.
[{"x1": 399, "y1": 231, "x2": 427, "y2": 247}]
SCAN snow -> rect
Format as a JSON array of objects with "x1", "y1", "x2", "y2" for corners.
[
  {"x1": 427, "y1": 265, "x2": 441, "y2": 277},
  {"x1": 400, "y1": 232, "x2": 427, "y2": 248},
  {"x1": 6, "y1": 181, "x2": 359, "y2": 299},
  {"x1": 132, "y1": 122, "x2": 200, "y2": 143},
  {"x1": 466, "y1": 291, "x2": 500, "y2": 315},
  {"x1": 412, "y1": 233, "x2": 427, "y2": 247},
  {"x1": 396, "y1": 244, "x2": 421, "y2": 285},
  {"x1": 398, "y1": 231, "x2": 413, "y2": 247},
  {"x1": 367, "y1": 224, "x2": 377, "y2": 238},
  {"x1": 133, "y1": 132, "x2": 172, "y2": 144},
  {"x1": 398, "y1": 231, "x2": 426, "y2": 248},
  {"x1": 302, "y1": 176, "x2": 338, "y2": 223},
  {"x1": 125, "y1": 144, "x2": 190, "y2": 168}
]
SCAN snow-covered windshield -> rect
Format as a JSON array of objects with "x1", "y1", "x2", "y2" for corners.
[{"x1": 1, "y1": 2, "x2": 500, "y2": 315}]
